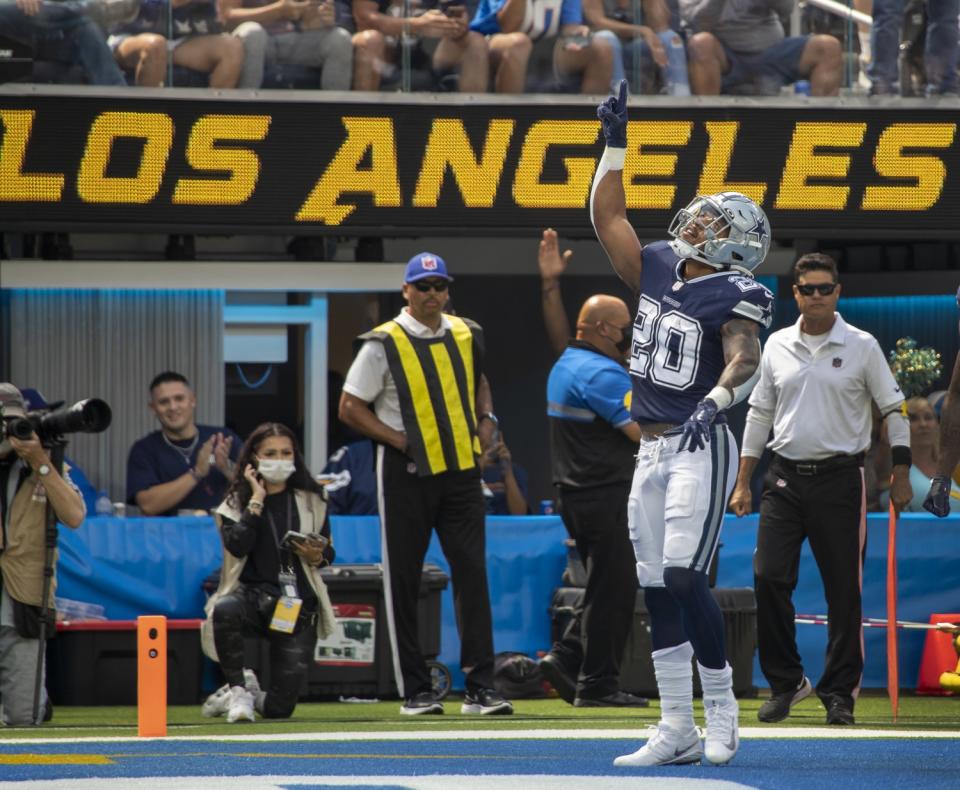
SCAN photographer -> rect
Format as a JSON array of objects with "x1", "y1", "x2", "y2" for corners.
[
  {"x1": 200, "y1": 422, "x2": 336, "y2": 723},
  {"x1": 0, "y1": 383, "x2": 85, "y2": 726}
]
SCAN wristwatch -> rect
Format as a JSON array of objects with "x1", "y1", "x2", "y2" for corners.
[{"x1": 37, "y1": 464, "x2": 50, "y2": 477}]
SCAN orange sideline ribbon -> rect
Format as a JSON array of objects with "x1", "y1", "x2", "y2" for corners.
[{"x1": 886, "y1": 501, "x2": 899, "y2": 722}]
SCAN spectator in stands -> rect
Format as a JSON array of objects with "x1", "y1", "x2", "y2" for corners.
[
  {"x1": 478, "y1": 424, "x2": 530, "y2": 515},
  {"x1": 127, "y1": 371, "x2": 241, "y2": 516},
  {"x1": 350, "y1": 0, "x2": 490, "y2": 92},
  {"x1": 470, "y1": 0, "x2": 616, "y2": 93},
  {"x1": 0, "y1": 383, "x2": 86, "y2": 726},
  {"x1": 880, "y1": 396, "x2": 941, "y2": 512},
  {"x1": 583, "y1": 0, "x2": 691, "y2": 95},
  {"x1": 869, "y1": 0, "x2": 959, "y2": 96},
  {"x1": 220, "y1": 0, "x2": 353, "y2": 90},
  {"x1": 108, "y1": 0, "x2": 245, "y2": 87},
  {"x1": 200, "y1": 422, "x2": 336, "y2": 722},
  {"x1": 681, "y1": 0, "x2": 842, "y2": 96},
  {"x1": 0, "y1": 0, "x2": 127, "y2": 85}
]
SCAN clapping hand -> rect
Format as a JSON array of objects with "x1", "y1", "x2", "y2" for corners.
[
  {"x1": 213, "y1": 432, "x2": 234, "y2": 477},
  {"x1": 923, "y1": 474, "x2": 951, "y2": 517},
  {"x1": 597, "y1": 79, "x2": 629, "y2": 148},
  {"x1": 677, "y1": 398, "x2": 719, "y2": 453}
]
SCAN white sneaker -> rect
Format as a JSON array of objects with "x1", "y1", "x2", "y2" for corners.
[
  {"x1": 242, "y1": 668, "x2": 261, "y2": 695},
  {"x1": 201, "y1": 668, "x2": 261, "y2": 718},
  {"x1": 226, "y1": 685, "x2": 256, "y2": 723},
  {"x1": 613, "y1": 723, "x2": 703, "y2": 767},
  {"x1": 704, "y1": 698, "x2": 739, "y2": 765},
  {"x1": 201, "y1": 684, "x2": 231, "y2": 718}
]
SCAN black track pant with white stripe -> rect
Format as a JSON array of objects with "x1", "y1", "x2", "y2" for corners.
[
  {"x1": 377, "y1": 444, "x2": 495, "y2": 697},
  {"x1": 754, "y1": 457, "x2": 866, "y2": 704}
]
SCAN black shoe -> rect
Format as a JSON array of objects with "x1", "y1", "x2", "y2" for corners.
[
  {"x1": 573, "y1": 690, "x2": 649, "y2": 708},
  {"x1": 461, "y1": 688, "x2": 513, "y2": 715},
  {"x1": 400, "y1": 690, "x2": 444, "y2": 716},
  {"x1": 757, "y1": 676, "x2": 813, "y2": 723},
  {"x1": 538, "y1": 653, "x2": 577, "y2": 704},
  {"x1": 824, "y1": 696, "x2": 855, "y2": 726}
]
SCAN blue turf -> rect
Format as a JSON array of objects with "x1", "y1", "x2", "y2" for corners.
[{"x1": 1, "y1": 737, "x2": 959, "y2": 788}]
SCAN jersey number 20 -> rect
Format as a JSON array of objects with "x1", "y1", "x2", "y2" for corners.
[{"x1": 629, "y1": 296, "x2": 703, "y2": 389}]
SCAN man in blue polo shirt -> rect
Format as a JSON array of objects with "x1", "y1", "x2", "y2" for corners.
[
  {"x1": 538, "y1": 228, "x2": 646, "y2": 708},
  {"x1": 127, "y1": 371, "x2": 240, "y2": 516}
]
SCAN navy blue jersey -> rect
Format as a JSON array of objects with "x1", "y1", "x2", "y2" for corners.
[{"x1": 628, "y1": 241, "x2": 774, "y2": 424}]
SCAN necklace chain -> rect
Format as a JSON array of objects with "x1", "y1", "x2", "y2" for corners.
[{"x1": 162, "y1": 432, "x2": 199, "y2": 466}]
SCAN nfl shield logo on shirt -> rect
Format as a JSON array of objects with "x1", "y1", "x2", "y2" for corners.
[{"x1": 832, "y1": 357, "x2": 843, "y2": 368}]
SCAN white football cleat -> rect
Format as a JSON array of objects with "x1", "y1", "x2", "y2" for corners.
[
  {"x1": 704, "y1": 698, "x2": 740, "y2": 765},
  {"x1": 613, "y1": 723, "x2": 703, "y2": 767}
]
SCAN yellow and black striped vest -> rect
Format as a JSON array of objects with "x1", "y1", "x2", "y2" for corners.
[{"x1": 359, "y1": 315, "x2": 483, "y2": 477}]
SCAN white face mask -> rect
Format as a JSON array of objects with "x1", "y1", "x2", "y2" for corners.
[{"x1": 257, "y1": 458, "x2": 295, "y2": 484}]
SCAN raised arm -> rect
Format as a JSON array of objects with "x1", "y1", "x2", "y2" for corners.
[
  {"x1": 538, "y1": 228, "x2": 574, "y2": 356},
  {"x1": 591, "y1": 80, "x2": 643, "y2": 293}
]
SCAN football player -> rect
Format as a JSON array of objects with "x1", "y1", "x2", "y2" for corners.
[
  {"x1": 590, "y1": 80, "x2": 774, "y2": 767},
  {"x1": 923, "y1": 285, "x2": 960, "y2": 516}
]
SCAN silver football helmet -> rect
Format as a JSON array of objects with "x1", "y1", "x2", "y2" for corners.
[{"x1": 667, "y1": 191, "x2": 771, "y2": 276}]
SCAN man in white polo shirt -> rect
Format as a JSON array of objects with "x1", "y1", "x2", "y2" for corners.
[{"x1": 729, "y1": 252, "x2": 912, "y2": 727}]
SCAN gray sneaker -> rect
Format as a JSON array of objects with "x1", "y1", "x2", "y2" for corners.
[
  {"x1": 757, "y1": 676, "x2": 813, "y2": 723},
  {"x1": 613, "y1": 723, "x2": 703, "y2": 767}
]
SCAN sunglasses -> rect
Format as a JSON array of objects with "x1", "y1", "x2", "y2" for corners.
[
  {"x1": 412, "y1": 280, "x2": 449, "y2": 293},
  {"x1": 796, "y1": 282, "x2": 837, "y2": 296}
]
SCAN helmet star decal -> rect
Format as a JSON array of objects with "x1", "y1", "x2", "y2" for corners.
[{"x1": 748, "y1": 216, "x2": 768, "y2": 245}]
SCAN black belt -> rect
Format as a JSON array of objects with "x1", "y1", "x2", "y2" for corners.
[{"x1": 774, "y1": 453, "x2": 864, "y2": 476}]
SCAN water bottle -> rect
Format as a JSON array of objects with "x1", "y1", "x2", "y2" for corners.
[{"x1": 95, "y1": 490, "x2": 113, "y2": 516}]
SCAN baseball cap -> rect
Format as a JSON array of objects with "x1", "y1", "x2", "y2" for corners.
[
  {"x1": 404, "y1": 252, "x2": 453, "y2": 283},
  {"x1": 0, "y1": 383, "x2": 27, "y2": 420}
]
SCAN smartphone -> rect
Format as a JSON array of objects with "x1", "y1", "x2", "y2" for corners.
[{"x1": 280, "y1": 531, "x2": 329, "y2": 552}]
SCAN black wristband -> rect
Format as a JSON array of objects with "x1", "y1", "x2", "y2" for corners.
[
  {"x1": 478, "y1": 412, "x2": 498, "y2": 426},
  {"x1": 891, "y1": 445, "x2": 912, "y2": 467}
]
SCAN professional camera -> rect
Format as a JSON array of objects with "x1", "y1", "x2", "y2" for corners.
[{"x1": 1, "y1": 399, "x2": 112, "y2": 443}]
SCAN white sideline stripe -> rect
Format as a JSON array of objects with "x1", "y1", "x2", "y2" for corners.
[
  {"x1": 2, "y1": 726, "x2": 959, "y2": 744},
  {"x1": 0, "y1": 776, "x2": 759, "y2": 790}
]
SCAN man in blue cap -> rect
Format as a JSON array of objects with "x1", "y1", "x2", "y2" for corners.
[{"x1": 339, "y1": 253, "x2": 512, "y2": 717}]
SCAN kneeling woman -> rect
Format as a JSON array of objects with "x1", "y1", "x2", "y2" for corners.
[{"x1": 201, "y1": 422, "x2": 336, "y2": 722}]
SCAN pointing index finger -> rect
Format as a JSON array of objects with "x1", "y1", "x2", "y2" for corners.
[{"x1": 617, "y1": 79, "x2": 628, "y2": 112}]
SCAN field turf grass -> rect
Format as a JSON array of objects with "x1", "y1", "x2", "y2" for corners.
[{"x1": 3, "y1": 691, "x2": 957, "y2": 739}]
